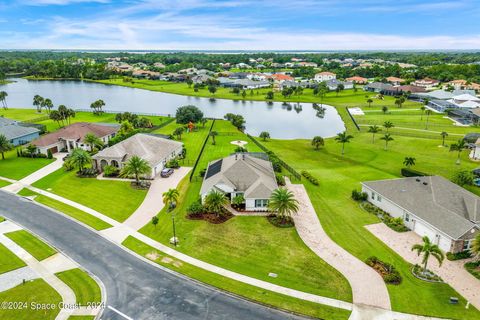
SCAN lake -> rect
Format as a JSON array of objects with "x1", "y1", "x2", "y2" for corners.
[{"x1": 1, "y1": 78, "x2": 345, "y2": 139}]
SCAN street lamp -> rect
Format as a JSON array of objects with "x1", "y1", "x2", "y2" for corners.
[{"x1": 169, "y1": 202, "x2": 178, "y2": 246}]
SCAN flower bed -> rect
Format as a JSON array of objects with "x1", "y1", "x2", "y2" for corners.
[
  {"x1": 361, "y1": 202, "x2": 409, "y2": 232},
  {"x1": 267, "y1": 215, "x2": 294, "y2": 228},
  {"x1": 465, "y1": 261, "x2": 480, "y2": 280},
  {"x1": 186, "y1": 212, "x2": 234, "y2": 224},
  {"x1": 412, "y1": 264, "x2": 443, "y2": 282},
  {"x1": 365, "y1": 256, "x2": 402, "y2": 284}
]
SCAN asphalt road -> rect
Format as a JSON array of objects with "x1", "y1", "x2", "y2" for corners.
[{"x1": 0, "y1": 191, "x2": 305, "y2": 320}]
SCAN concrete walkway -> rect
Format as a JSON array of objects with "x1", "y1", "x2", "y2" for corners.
[
  {"x1": 367, "y1": 223, "x2": 480, "y2": 310},
  {"x1": 2, "y1": 153, "x2": 66, "y2": 193},
  {"x1": 124, "y1": 167, "x2": 191, "y2": 230},
  {"x1": 286, "y1": 180, "x2": 391, "y2": 310}
]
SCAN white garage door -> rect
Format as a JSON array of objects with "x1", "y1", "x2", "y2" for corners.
[
  {"x1": 438, "y1": 236, "x2": 451, "y2": 252},
  {"x1": 413, "y1": 220, "x2": 437, "y2": 242}
]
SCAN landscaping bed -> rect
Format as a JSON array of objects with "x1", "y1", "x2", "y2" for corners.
[
  {"x1": 365, "y1": 256, "x2": 402, "y2": 285},
  {"x1": 186, "y1": 212, "x2": 234, "y2": 224},
  {"x1": 267, "y1": 215, "x2": 295, "y2": 228},
  {"x1": 361, "y1": 202, "x2": 409, "y2": 232},
  {"x1": 412, "y1": 264, "x2": 443, "y2": 283},
  {"x1": 464, "y1": 261, "x2": 480, "y2": 280}
]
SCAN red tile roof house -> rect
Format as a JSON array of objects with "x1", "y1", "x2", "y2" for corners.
[
  {"x1": 346, "y1": 76, "x2": 368, "y2": 84},
  {"x1": 386, "y1": 76, "x2": 405, "y2": 86},
  {"x1": 412, "y1": 78, "x2": 440, "y2": 90},
  {"x1": 32, "y1": 122, "x2": 119, "y2": 155},
  {"x1": 269, "y1": 73, "x2": 294, "y2": 83}
]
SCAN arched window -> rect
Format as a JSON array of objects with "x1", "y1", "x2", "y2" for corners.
[{"x1": 111, "y1": 160, "x2": 119, "y2": 168}]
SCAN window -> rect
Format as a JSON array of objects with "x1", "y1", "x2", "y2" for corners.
[
  {"x1": 371, "y1": 192, "x2": 376, "y2": 200},
  {"x1": 463, "y1": 240, "x2": 471, "y2": 251},
  {"x1": 405, "y1": 213, "x2": 410, "y2": 222},
  {"x1": 255, "y1": 199, "x2": 268, "y2": 208},
  {"x1": 377, "y1": 195, "x2": 382, "y2": 202}
]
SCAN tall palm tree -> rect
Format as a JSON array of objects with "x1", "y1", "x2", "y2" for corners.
[
  {"x1": 43, "y1": 98, "x2": 54, "y2": 114},
  {"x1": 450, "y1": 139, "x2": 467, "y2": 165},
  {"x1": 411, "y1": 236, "x2": 445, "y2": 273},
  {"x1": 260, "y1": 131, "x2": 270, "y2": 141},
  {"x1": 403, "y1": 156, "x2": 416, "y2": 167},
  {"x1": 0, "y1": 91, "x2": 8, "y2": 110},
  {"x1": 425, "y1": 110, "x2": 432, "y2": 129},
  {"x1": 440, "y1": 131, "x2": 448, "y2": 146},
  {"x1": 209, "y1": 131, "x2": 218, "y2": 145},
  {"x1": 470, "y1": 234, "x2": 480, "y2": 260},
  {"x1": 383, "y1": 121, "x2": 394, "y2": 133},
  {"x1": 84, "y1": 133, "x2": 103, "y2": 151},
  {"x1": 204, "y1": 190, "x2": 228, "y2": 217},
  {"x1": 268, "y1": 188, "x2": 299, "y2": 223},
  {"x1": 380, "y1": 133, "x2": 394, "y2": 150},
  {"x1": 335, "y1": 132, "x2": 354, "y2": 156},
  {"x1": 121, "y1": 155, "x2": 151, "y2": 185},
  {"x1": 382, "y1": 106, "x2": 388, "y2": 114},
  {"x1": 366, "y1": 98, "x2": 373, "y2": 107},
  {"x1": 367, "y1": 125, "x2": 381, "y2": 143},
  {"x1": 162, "y1": 188, "x2": 180, "y2": 211},
  {"x1": 0, "y1": 134, "x2": 13, "y2": 160},
  {"x1": 69, "y1": 148, "x2": 91, "y2": 172},
  {"x1": 33, "y1": 95, "x2": 44, "y2": 112},
  {"x1": 420, "y1": 106, "x2": 426, "y2": 120},
  {"x1": 311, "y1": 136, "x2": 324, "y2": 150}
]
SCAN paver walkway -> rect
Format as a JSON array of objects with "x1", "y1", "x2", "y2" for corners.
[
  {"x1": 124, "y1": 167, "x2": 191, "y2": 230},
  {"x1": 2, "y1": 153, "x2": 66, "y2": 193},
  {"x1": 367, "y1": 223, "x2": 480, "y2": 309},
  {"x1": 286, "y1": 180, "x2": 391, "y2": 310}
]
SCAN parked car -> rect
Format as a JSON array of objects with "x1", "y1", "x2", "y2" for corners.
[{"x1": 161, "y1": 168, "x2": 174, "y2": 178}]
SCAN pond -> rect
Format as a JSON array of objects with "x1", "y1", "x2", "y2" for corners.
[{"x1": 1, "y1": 78, "x2": 345, "y2": 139}]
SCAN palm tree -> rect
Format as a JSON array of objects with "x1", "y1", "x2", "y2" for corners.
[
  {"x1": 470, "y1": 234, "x2": 480, "y2": 260},
  {"x1": 311, "y1": 136, "x2": 324, "y2": 150},
  {"x1": 268, "y1": 188, "x2": 299, "y2": 224},
  {"x1": 411, "y1": 236, "x2": 445, "y2": 273},
  {"x1": 382, "y1": 106, "x2": 388, "y2": 114},
  {"x1": 209, "y1": 131, "x2": 218, "y2": 145},
  {"x1": 403, "y1": 157, "x2": 416, "y2": 167},
  {"x1": 0, "y1": 91, "x2": 8, "y2": 110},
  {"x1": 420, "y1": 106, "x2": 426, "y2": 120},
  {"x1": 440, "y1": 131, "x2": 448, "y2": 146},
  {"x1": 383, "y1": 121, "x2": 394, "y2": 133},
  {"x1": 259, "y1": 131, "x2": 270, "y2": 141},
  {"x1": 380, "y1": 133, "x2": 394, "y2": 150},
  {"x1": 69, "y1": 148, "x2": 91, "y2": 172},
  {"x1": 173, "y1": 127, "x2": 184, "y2": 140},
  {"x1": 162, "y1": 188, "x2": 180, "y2": 211},
  {"x1": 335, "y1": 132, "x2": 354, "y2": 156},
  {"x1": 43, "y1": 98, "x2": 54, "y2": 114},
  {"x1": 425, "y1": 110, "x2": 432, "y2": 129},
  {"x1": 121, "y1": 155, "x2": 151, "y2": 185},
  {"x1": 367, "y1": 125, "x2": 381, "y2": 143},
  {"x1": 0, "y1": 134, "x2": 13, "y2": 160},
  {"x1": 33, "y1": 95, "x2": 44, "y2": 112},
  {"x1": 366, "y1": 98, "x2": 373, "y2": 107},
  {"x1": 84, "y1": 133, "x2": 103, "y2": 151},
  {"x1": 450, "y1": 139, "x2": 467, "y2": 165},
  {"x1": 204, "y1": 190, "x2": 228, "y2": 217}
]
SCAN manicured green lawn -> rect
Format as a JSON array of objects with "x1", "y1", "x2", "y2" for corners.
[
  {"x1": 152, "y1": 119, "x2": 213, "y2": 164},
  {"x1": 0, "y1": 243, "x2": 26, "y2": 274},
  {"x1": 123, "y1": 236, "x2": 351, "y2": 320},
  {"x1": 68, "y1": 317, "x2": 95, "y2": 320},
  {"x1": 0, "y1": 279, "x2": 62, "y2": 320},
  {"x1": 32, "y1": 169, "x2": 147, "y2": 222},
  {"x1": 140, "y1": 120, "x2": 352, "y2": 303},
  {"x1": 5, "y1": 230, "x2": 56, "y2": 261},
  {"x1": 55, "y1": 268, "x2": 101, "y2": 305},
  {"x1": 0, "y1": 149, "x2": 54, "y2": 180},
  {"x1": 0, "y1": 179, "x2": 10, "y2": 188},
  {"x1": 17, "y1": 188, "x2": 112, "y2": 231},
  {"x1": 265, "y1": 130, "x2": 480, "y2": 319}
]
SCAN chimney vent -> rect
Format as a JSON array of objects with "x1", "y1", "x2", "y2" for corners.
[
  {"x1": 416, "y1": 178, "x2": 420, "y2": 182},
  {"x1": 423, "y1": 182, "x2": 428, "y2": 185}
]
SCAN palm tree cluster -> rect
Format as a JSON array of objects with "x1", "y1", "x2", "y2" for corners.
[
  {"x1": 33, "y1": 95, "x2": 53, "y2": 114},
  {"x1": 121, "y1": 155, "x2": 151, "y2": 185},
  {"x1": 0, "y1": 134, "x2": 13, "y2": 160},
  {"x1": 449, "y1": 139, "x2": 467, "y2": 164},
  {"x1": 204, "y1": 190, "x2": 228, "y2": 217},
  {"x1": 50, "y1": 105, "x2": 75, "y2": 128},
  {"x1": 0, "y1": 91, "x2": 8, "y2": 110},
  {"x1": 83, "y1": 133, "x2": 104, "y2": 151},
  {"x1": 90, "y1": 99, "x2": 105, "y2": 115}
]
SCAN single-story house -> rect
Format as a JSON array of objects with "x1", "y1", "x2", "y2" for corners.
[
  {"x1": 200, "y1": 153, "x2": 278, "y2": 212},
  {"x1": 92, "y1": 133, "x2": 183, "y2": 179},
  {"x1": 269, "y1": 73, "x2": 294, "y2": 83},
  {"x1": 412, "y1": 78, "x2": 440, "y2": 90},
  {"x1": 325, "y1": 79, "x2": 354, "y2": 90},
  {"x1": 427, "y1": 99, "x2": 458, "y2": 112},
  {"x1": 314, "y1": 72, "x2": 336, "y2": 82},
  {"x1": 415, "y1": 89, "x2": 476, "y2": 101},
  {"x1": 385, "y1": 77, "x2": 405, "y2": 86},
  {"x1": 0, "y1": 117, "x2": 40, "y2": 146},
  {"x1": 382, "y1": 85, "x2": 426, "y2": 96},
  {"x1": 363, "y1": 82, "x2": 394, "y2": 93},
  {"x1": 346, "y1": 76, "x2": 368, "y2": 84},
  {"x1": 32, "y1": 122, "x2": 119, "y2": 155},
  {"x1": 362, "y1": 176, "x2": 480, "y2": 253},
  {"x1": 219, "y1": 78, "x2": 270, "y2": 90},
  {"x1": 443, "y1": 80, "x2": 480, "y2": 92}
]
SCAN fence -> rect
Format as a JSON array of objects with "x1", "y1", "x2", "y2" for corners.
[
  {"x1": 247, "y1": 134, "x2": 302, "y2": 181},
  {"x1": 22, "y1": 115, "x2": 49, "y2": 123},
  {"x1": 345, "y1": 107, "x2": 360, "y2": 131},
  {"x1": 146, "y1": 117, "x2": 175, "y2": 133},
  {"x1": 189, "y1": 119, "x2": 216, "y2": 182}
]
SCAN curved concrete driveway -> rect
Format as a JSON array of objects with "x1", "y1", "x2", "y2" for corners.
[
  {"x1": 286, "y1": 180, "x2": 391, "y2": 310},
  {"x1": 0, "y1": 191, "x2": 306, "y2": 320}
]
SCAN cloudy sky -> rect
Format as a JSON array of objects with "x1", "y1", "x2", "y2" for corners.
[{"x1": 0, "y1": 0, "x2": 479, "y2": 50}]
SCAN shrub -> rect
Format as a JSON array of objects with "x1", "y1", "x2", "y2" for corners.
[
  {"x1": 401, "y1": 167, "x2": 427, "y2": 177},
  {"x1": 446, "y1": 251, "x2": 472, "y2": 261},
  {"x1": 234, "y1": 146, "x2": 248, "y2": 153},
  {"x1": 301, "y1": 170, "x2": 319, "y2": 185},
  {"x1": 77, "y1": 167, "x2": 98, "y2": 178},
  {"x1": 62, "y1": 160, "x2": 75, "y2": 172},
  {"x1": 362, "y1": 203, "x2": 409, "y2": 232},
  {"x1": 275, "y1": 173, "x2": 286, "y2": 186},
  {"x1": 186, "y1": 200, "x2": 204, "y2": 216},
  {"x1": 47, "y1": 149, "x2": 53, "y2": 159},
  {"x1": 166, "y1": 159, "x2": 180, "y2": 169},
  {"x1": 351, "y1": 189, "x2": 368, "y2": 201},
  {"x1": 103, "y1": 165, "x2": 119, "y2": 177},
  {"x1": 175, "y1": 105, "x2": 204, "y2": 124},
  {"x1": 452, "y1": 170, "x2": 474, "y2": 186},
  {"x1": 365, "y1": 256, "x2": 402, "y2": 284},
  {"x1": 199, "y1": 168, "x2": 206, "y2": 177},
  {"x1": 465, "y1": 261, "x2": 480, "y2": 280}
]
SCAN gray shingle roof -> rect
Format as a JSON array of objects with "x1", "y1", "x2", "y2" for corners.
[
  {"x1": 200, "y1": 154, "x2": 278, "y2": 199},
  {"x1": 362, "y1": 176, "x2": 479, "y2": 239},
  {"x1": 0, "y1": 117, "x2": 40, "y2": 141}
]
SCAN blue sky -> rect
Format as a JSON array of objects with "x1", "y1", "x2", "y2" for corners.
[{"x1": 0, "y1": 0, "x2": 479, "y2": 50}]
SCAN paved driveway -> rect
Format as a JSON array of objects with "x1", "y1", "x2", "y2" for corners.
[
  {"x1": 366, "y1": 223, "x2": 480, "y2": 309},
  {"x1": 0, "y1": 191, "x2": 306, "y2": 320}
]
